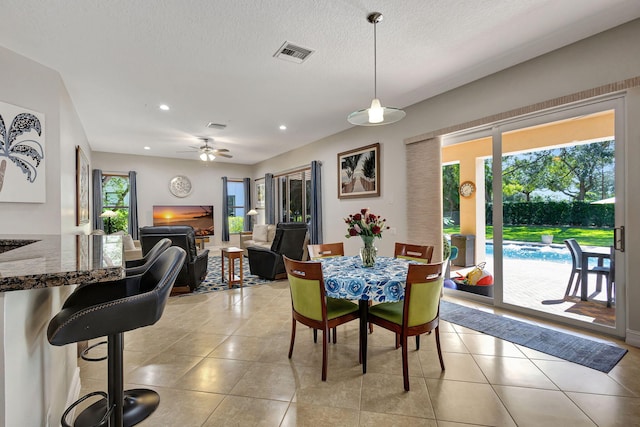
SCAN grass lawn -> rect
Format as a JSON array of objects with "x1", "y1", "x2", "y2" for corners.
[{"x1": 444, "y1": 226, "x2": 614, "y2": 247}]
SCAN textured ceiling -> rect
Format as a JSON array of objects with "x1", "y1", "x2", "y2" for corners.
[{"x1": 1, "y1": 0, "x2": 639, "y2": 164}]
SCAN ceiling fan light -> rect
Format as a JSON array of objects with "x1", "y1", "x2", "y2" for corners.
[
  {"x1": 208, "y1": 153, "x2": 215, "y2": 161},
  {"x1": 199, "y1": 152, "x2": 208, "y2": 161},
  {"x1": 368, "y1": 98, "x2": 384, "y2": 123}
]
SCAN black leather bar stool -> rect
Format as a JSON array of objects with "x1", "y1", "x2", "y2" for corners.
[
  {"x1": 125, "y1": 237, "x2": 172, "y2": 276},
  {"x1": 48, "y1": 246, "x2": 186, "y2": 427}
]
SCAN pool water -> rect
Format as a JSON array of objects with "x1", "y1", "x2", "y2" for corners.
[{"x1": 485, "y1": 242, "x2": 610, "y2": 268}]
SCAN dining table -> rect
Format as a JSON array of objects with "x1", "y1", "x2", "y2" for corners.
[{"x1": 319, "y1": 255, "x2": 414, "y2": 373}]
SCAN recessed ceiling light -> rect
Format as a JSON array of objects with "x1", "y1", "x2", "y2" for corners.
[
  {"x1": 159, "y1": 104, "x2": 170, "y2": 111},
  {"x1": 279, "y1": 125, "x2": 287, "y2": 130},
  {"x1": 144, "y1": 146, "x2": 151, "y2": 150}
]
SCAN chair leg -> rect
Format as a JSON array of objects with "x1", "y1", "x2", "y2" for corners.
[
  {"x1": 288, "y1": 319, "x2": 296, "y2": 358},
  {"x1": 313, "y1": 328, "x2": 317, "y2": 343},
  {"x1": 321, "y1": 327, "x2": 328, "y2": 381},
  {"x1": 607, "y1": 276, "x2": 614, "y2": 308},
  {"x1": 401, "y1": 333, "x2": 410, "y2": 391},
  {"x1": 415, "y1": 335, "x2": 420, "y2": 350},
  {"x1": 435, "y1": 326, "x2": 445, "y2": 371},
  {"x1": 395, "y1": 333, "x2": 400, "y2": 349},
  {"x1": 368, "y1": 301, "x2": 374, "y2": 333},
  {"x1": 565, "y1": 270, "x2": 575, "y2": 296},
  {"x1": 332, "y1": 327, "x2": 337, "y2": 344}
]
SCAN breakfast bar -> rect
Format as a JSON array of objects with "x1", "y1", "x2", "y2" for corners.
[{"x1": 0, "y1": 234, "x2": 124, "y2": 426}]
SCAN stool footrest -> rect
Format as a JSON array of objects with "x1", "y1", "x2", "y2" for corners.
[
  {"x1": 81, "y1": 340, "x2": 108, "y2": 362},
  {"x1": 64, "y1": 389, "x2": 159, "y2": 427}
]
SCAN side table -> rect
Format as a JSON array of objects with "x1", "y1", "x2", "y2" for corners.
[{"x1": 221, "y1": 247, "x2": 244, "y2": 288}]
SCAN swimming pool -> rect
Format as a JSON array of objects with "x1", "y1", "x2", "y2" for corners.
[{"x1": 484, "y1": 242, "x2": 611, "y2": 269}]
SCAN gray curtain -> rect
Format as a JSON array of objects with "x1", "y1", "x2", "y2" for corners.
[
  {"x1": 92, "y1": 169, "x2": 104, "y2": 231},
  {"x1": 221, "y1": 176, "x2": 230, "y2": 241},
  {"x1": 310, "y1": 161, "x2": 322, "y2": 244},
  {"x1": 128, "y1": 171, "x2": 139, "y2": 239},
  {"x1": 243, "y1": 177, "x2": 252, "y2": 232},
  {"x1": 265, "y1": 173, "x2": 275, "y2": 224}
]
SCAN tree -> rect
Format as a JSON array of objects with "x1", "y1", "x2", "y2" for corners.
[
  {"x1": 442, "y1": 164, "x2": 460, "y2": 222},
  {"x1": 545, "y1": 141, "x2": 614, "y2": 201},
  {"x1": 502, "y1": 150, "x2": 554, "y2": 202}
]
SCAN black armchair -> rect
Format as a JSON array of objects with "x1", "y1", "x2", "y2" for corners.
[
  {"x1": 247, "y1": 222, "x2": 308, "y2": 280},
  {"x1": 139, "y1": 225, "x2": 209, "y2": 292}
]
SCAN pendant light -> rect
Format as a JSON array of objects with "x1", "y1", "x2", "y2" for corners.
[{"x1": 348, "y1": 12, "x2": 406, "y2": 126}]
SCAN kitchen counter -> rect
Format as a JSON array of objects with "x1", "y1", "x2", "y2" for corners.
[{"x1": 0, "y1": 234, "x2": 124, "y2": 291}]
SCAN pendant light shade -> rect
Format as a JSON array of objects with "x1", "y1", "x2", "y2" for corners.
[{"x1": 348, "y1": 12, "x2": 406, "y2": 126}]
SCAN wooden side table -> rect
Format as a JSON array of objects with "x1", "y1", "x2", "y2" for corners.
[{"x1": 221, "y1": 247, "x2": 244, "y2": 288}]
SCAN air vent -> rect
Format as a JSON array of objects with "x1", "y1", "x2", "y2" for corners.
[
  {"x1": 273, "y1": 41, "x2": 314, "y2": 64},
  {"x1": 206, "y1": 122, "x2": 227, "y2": 130}
]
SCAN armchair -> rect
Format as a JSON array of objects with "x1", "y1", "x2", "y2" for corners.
[
  {"x1": 247, "y1": 222, "x2": 308, "y2": 280},
  {"x1": 139, "y1": 225, "x2": 209, "y2": 292}
]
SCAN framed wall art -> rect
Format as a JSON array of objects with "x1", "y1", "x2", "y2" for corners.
[
  {"x1": 76, "y1": 146, "x2": 90, "y2": 225},
  {"x1": 256, "y1": 181, "x2": 265, "y2": 208},
  {"x1": 337, "y1": 143, "x2": 380, "y2": 199}
]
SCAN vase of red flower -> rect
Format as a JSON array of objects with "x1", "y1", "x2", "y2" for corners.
[{"x1": 344, "y1": 208, "x2": 387, "y2": 268}]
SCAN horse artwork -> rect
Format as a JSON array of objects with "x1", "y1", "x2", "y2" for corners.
[{"x1": 0, "y1": 101, "x2": 45, "y2": 203}]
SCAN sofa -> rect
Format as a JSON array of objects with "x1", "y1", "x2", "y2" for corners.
[
  {"x1": 247, "y1": 222, "x2": 309, "y2": 280},
  {"x1": 240, "y1": 224, "x2": 276, "y2": 256},
  {"x1": 139, "y1": 225, "x2": 209, "y2": 292}
]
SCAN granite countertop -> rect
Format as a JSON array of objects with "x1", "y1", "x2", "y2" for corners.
[{"x1": 0, "y1": 234, "x2": 124, "y2": 292}]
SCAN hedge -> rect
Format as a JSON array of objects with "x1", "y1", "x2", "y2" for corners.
[{"x1": 486, "y1": 201, "x2": 614, "y2": 227}]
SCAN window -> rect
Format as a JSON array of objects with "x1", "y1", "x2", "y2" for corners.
[
  {"x1": 277, "y1": 168, "x2": 311, "y2": 223},
  {"x1": 226, "y1": 180, "x2": 245, "y2": 233},
  {"x1": 101, "y1": 174, "x2": 130, "y2": 233}
]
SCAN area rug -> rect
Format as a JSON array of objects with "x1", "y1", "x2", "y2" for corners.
[
  {"x1": 439, "y1": 300, "x2": 627, "y2": 373},
  {"x1": 192, "y1": 255, "x2": 274, "y2": 294}
]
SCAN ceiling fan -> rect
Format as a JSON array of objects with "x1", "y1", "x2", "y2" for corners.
[{"x1": 178, "y1": 138, "x2": 232, "y2": 161}]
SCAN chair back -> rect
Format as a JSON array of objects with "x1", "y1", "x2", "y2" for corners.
[
  {"x1": 404, "y1": 262, "x2": 444, "y2": 327},
  {"x1": 126, "y1": 238, "x2": 171, "y2": 276},
  {"x1": 308, "y1": 242, "x2": 344, "y2": 260},
  {"x1": 564, "y1": 239, "x2": 583, "y2": 269},
  {"x1": 283, "y1": 256, "x2": 326, "y2": 322},
  {"x1": 271, "y1": 222, "x2": 308, "y2": 260},
  {"x1": 394, "y1": 243, "x2": 434, "y2": 263},
  {"x1": 140, "y1": 225, "x2": 199, "y2": 261}
]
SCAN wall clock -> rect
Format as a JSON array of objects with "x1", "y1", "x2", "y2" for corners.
[
  {"x1": 169, "y1": 175, "x2": 192, "y2": 198},
  {"x1": 459, "y1": 180, "x2": 476, "y2": 198}
]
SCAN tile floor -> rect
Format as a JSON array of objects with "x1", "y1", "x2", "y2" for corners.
[{"x1": 78, "y1": 281, "x2": 640, "y2": 426}]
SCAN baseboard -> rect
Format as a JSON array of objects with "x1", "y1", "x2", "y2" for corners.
[{"x1": 626, "y1": 328, "x2": 640, "y2": 348}]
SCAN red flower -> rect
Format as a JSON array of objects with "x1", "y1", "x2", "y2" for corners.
[
  {"x1": 360, "y1": 208, "x2": 368, "y2": 215},
  {"x1": 371, "y1": 225, "x2": 381, "y2": 234},
  {"x1": 349, "y1": 228, "x2": 358, "y2": 236},
  {"x1": 353, "y1": 213, "x2": 362, "y2": 221}
]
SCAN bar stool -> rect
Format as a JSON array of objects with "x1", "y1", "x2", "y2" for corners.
[{"x1": 48, "y1": 246, "x2": 186, "y2": 427}]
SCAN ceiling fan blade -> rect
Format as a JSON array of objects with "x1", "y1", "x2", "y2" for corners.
[
  {"x1": 213, "y1": 148, "x2": 229, "y2": 153},
  {"x1": 216, "y1": 153, "x2": 233, "y2": 158}
]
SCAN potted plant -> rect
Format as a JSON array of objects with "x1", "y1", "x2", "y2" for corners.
[{"x1": 541, "y1": 234, "x2": 554, "y2": 244}]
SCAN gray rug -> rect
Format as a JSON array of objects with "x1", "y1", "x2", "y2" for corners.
[
  {"x1": 192, "y1": 255, "x2": 274, "y2": 294},
  {"x1": 440, "y1": 300, "x2": 627, "y2": 373}
]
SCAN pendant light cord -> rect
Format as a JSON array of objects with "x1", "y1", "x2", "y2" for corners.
[{"x1": 373, "y1": 20, "x2": 377, "y2": 100}]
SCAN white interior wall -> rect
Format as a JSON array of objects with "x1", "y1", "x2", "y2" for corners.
[{"x1": 91, "y1": 152, "x2": 253, "y2": 247}]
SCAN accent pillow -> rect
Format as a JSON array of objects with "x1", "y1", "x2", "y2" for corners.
[
  {"x1": 253, "y1": 224, "x2": 269, "y2": 242},
  {"x1": 123, "y1": 234, "x2": 136, "y2": 250},
  {"x1": 267, "y1": 224, "x2": 276, "y2": 242}
]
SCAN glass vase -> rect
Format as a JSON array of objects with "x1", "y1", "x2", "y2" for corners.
[{"x1": 359, "y1": 235, "x2": 377, "y2": 267}]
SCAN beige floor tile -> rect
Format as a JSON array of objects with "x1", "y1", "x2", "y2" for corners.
[
  {"x1": 474, "y1": 355, "x2": 558, "y2": 389},
  {"x1": 359, "y1": 411, "x2": 438, "y2": 426},
  {"x1": 164, "y1": 331, "x2": 230, "y2": 357},
  {"x1": 229, "y1": 362, "x2": 298, "y2": 401},
  {"x1": 457, "y1": 333, "x2": 526, "y2": 358},
  {"x1": 201, "y1": 395, "x2": 288, "y2": 427},
  {"x1": 293, "y1": 365, "x2": 362, "y2": 410},
  {"x1": 437, "y1": 330, "x2": 471, "y2": 353},
  {"x1": 208, "y1": 334, "x2": 272, "y2": 361},
  {"x1": 364, "y1": 344, "x2": 423, "y2": 378},
  {"x1": 493, "y1": 385, "x2": 596, "y2": 427},
  {"x1": 420, "y1": 351, "x2": 488, "y2": 383},
  {"x1": 176, "y1": 357, "x2": 252, "y2": 393},
  {"x1": 514, "y1": 344, "x2": 565, "y2": 361},
  {"x1": 126, "y1": 352, "x2": 203, "y2": 388},
  {"x1": 567, "y1": 392, "x2": 640, "y2": 427},
  {"x1": 532, "y1": 360, "x2": 635, "y2": 396},
  {"x1": 360, "y1": 372, "x2": 435, "y2": 418},
  {"x1": 281, "y1": 402, "x2": 360, "y2": 427},
  {"x1": 137, "y1": 386, "x2": 224, "y2": 427},
  {"x1": 426, "y1": 379, "x2": 516, "y2": 426}
]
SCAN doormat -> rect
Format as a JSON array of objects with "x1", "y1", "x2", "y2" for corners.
[{"x1": 439, "y1": 300, "x2": 627, "y2": 373}]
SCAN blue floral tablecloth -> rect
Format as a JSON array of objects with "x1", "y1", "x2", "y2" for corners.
[{"x1": 320, "y1": 256, "x2": 412, "y2": 303}]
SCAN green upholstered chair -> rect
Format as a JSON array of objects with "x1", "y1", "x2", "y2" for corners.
[
  {"x1": 283, "y1": 256, "x2": 359, "y2": 381},
  {"x1": 367, "y1": 262, "x2": 445, "y2": 391},
  {"x1": 394, "y1": 242, "x2": 434, "y2": 263}
]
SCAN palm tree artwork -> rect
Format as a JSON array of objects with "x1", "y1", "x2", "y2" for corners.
[
  {"x1": 341, "y1": 153, "x2": 362, "y2": 194},
  {"x1": 0, "y1": 111, "x2": 44, "y2": 194},
  {"x1": 360, "y1": 153, "x2": 376, "y2": 191}
]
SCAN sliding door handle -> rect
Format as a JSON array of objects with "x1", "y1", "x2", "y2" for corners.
[{"x1": 614, "y1": 226, "x2": 625, "y2": 252}]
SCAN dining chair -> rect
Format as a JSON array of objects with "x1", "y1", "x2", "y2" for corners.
[
  {"x1": 283, "y1": 256, "x2": 360, "y2": 381},
  {"x1": 592, "y1": 245, "x2": 615, "y2": 307},
  {"x1": 564, "y1": 239, "x2": 612, "y2": 305},
  {"x1": 367, "y1": 261, "x2": 444, "y2": 391},
  {"x1": 394, "y1": 242, "x2": 434, "y2": 263},
  {"x1": 308, "y1": 242, "x2": 344, "y2": 260}
]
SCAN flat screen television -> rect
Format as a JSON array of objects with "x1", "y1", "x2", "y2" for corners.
[{"x1": 152, "y1": 205, "x2": 214, "y2": 236}]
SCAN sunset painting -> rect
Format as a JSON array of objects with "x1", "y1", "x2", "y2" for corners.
[{"x1": 153, "y1": 205, "x2": 214, "y2": 236}]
